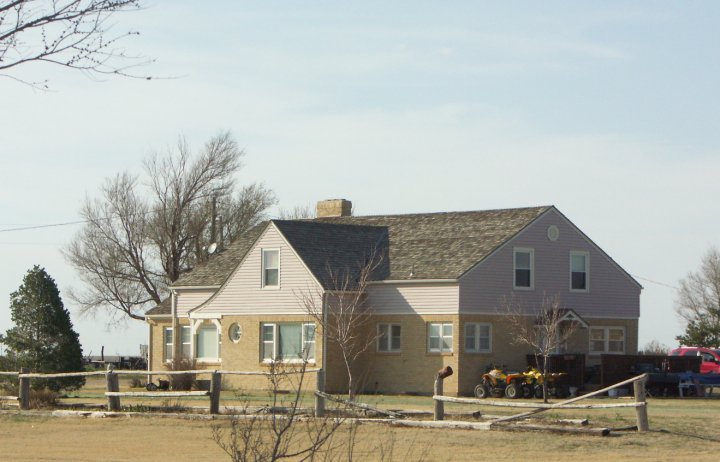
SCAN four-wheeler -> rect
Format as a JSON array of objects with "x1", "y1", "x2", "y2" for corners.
[
  {"x1": 473, "y1": 367, "x2": 509, "y2": 398},
  {"x1": 474, "y1": 366, "x2": 569, "y2": 399},
  {"x1": 523, "y1": 367, "x2": 569, "y2": 399}
]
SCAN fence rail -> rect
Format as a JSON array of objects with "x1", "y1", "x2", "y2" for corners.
[
  {"x1": 1, "y1": 365, "x2": 325, "y2": 415},
  {"x1": 432, "y1": 371, "x2": 650, "y2": 433}
]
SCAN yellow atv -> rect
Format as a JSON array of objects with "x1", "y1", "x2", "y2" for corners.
[
  {"x1": 524, "y1": 367, "x2": 569, "y2": 399},
  {"x1": 474, "y1": 367, "x2": 507, "y2": 399},
  {"x1": 474, "y1": 367, "x2": 533, "y2": 399}
]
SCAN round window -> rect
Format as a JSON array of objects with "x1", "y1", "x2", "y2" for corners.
[
  {"x1": 547, "y1": 225, "x2": 560, "y2": 242},
  {"x1": 229, "y1": 323, "x2": 242, "y2": 343}
]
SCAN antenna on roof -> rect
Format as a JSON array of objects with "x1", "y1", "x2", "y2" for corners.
[{"x1": 207, "y1": 242, "x2": 218, "y2": 255}]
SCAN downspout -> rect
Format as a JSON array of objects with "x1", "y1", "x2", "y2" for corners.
[
  {"x1": 322, "y1": 291, "x2": 328, "y2": 390},
  {"x1": 147, "y1": 318, "x2": 152, "y2": 384},
  {"x1": 171, "y1": 290, "x2": 178, "y2": 360}
]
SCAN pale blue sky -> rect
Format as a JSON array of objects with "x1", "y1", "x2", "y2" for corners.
[{"x1": 1, "y1": 1, "x2": 719, "y2": 356}]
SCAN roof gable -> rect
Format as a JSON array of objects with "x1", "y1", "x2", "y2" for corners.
[{"x1": 171, "y1": 205, "x2": 552, "y2": 289}]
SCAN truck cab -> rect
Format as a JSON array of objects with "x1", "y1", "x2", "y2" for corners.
[{"x1": 670, "y1": 347, "x2": 720, "y2": 374}]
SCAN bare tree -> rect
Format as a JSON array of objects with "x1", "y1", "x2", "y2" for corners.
[
  {"x1": 639, "y1": 339, "x2": 670, "y2": 356},
  {"x1": 298, "y1": 251, "x2": 384, "y2": 399},
  {"x1": 277, "y1": 204, "x2": 314, "y2": 220},
  {"x1": 212, "y1": 362, "x2": 346, "y2": 462},
  {"x1": 502, "y1": 294, "x2": 579, "y2": 402},
  {"x1": 0, "y1": 0, "x2": 152, "y2": 88},
  {"x1": 211, "y1": 361, "x2": 428, "y2": 462},
  {"x1": 64, "y1": 131, "x2": 276, "y2": 322},
  {"x1": 675, "y1": 246, "x2": 720, "y2": 347}
]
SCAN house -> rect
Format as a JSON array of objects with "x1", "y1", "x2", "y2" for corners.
[{"x1": 145, "y1": 200, "x2": 641, "y2": 395}]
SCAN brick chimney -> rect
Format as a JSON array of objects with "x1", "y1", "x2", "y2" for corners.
[{"x1": 316, "y1": 199, "x2": 352, "y2": 218}]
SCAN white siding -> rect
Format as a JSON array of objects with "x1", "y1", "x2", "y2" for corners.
[
  {"x1": 193, "y1": 224, "x2": 322, "y2": 315},
  {"x1": 175, "y1": 289, "x2": 215, "y2": 316},
  {"x1": 366, "y1": 283, "x2": 459, "y2": 315},
  {"x1": 459, "y1": 209, "x2": 641, "y2": 319}
]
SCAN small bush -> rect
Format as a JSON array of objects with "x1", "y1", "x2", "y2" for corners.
[
  {"x1": 164, "y1": 358, "x2": 197, "y2": 391},
  {"x1": 29, "y1": 389, "x2": 58, "y2": 409},
  {"x1": 129, "y1": 377, "x2": 145, "y2": 389}
]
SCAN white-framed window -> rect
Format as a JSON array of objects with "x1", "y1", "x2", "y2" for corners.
[
  {"x1": 262, "y1": 249, "x2": 280, "y2": 288},
  {"x1": 261, "y1": 323, "x2": 316, "y2": 362},
  {"x1": 163, "y1": 327, "x2": 173, "y2": 361},
  {"x1": 197, "y1": 324, "x2": 220, "y2": 361},
  {"x1": 570, "y1": 251, "x2": 589, "y2": 291},
  {"x1": 377, "y1": 323, "x2": 401, "y2": 352},
  {"x1": 589, "y1": 327, "x2": 625, "y2": 355},
  {"x1": 428, "y1": 322, "x2": 453, "y2": 353},
  {"x1": 180, "y1": 326, "x2": 192, "y2": 358},
  {"x1": 464, "y1": 322, "x2": 491, "y2": 353},
  {"x1": 513, "y1": 248, "x2": 534, "y2": 289}
]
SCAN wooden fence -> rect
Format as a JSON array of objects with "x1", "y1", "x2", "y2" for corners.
[
  {"x1": 433, "y1": 371, "x2": 650, "y2": 433},
  {"x1": 1, "y1": 366, "x2": 325, "y2": 416}
]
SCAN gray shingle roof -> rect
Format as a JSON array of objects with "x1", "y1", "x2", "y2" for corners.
[
  {"x1": 145, "y1": 296, "x2": 171, "y2": 316},
  {"x1": 173, "y1": 222, "x2": 270, "y2": 287},
  {"x1": 273, "y1": 220, "x2": 390, "y2": 289},
  {"x1": 315, "y1": 206, "x2": 551, "y2": 280},
  {"x1": 164, "y1": 205, "x2": 550, "y2": 291}
]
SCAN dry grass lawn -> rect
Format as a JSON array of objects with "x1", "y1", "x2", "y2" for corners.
[{"x1": 1, "y1": 376, "x2": 719, "y2": 461}]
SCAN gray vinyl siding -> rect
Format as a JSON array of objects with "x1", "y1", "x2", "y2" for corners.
[
  {"x1": 175, "y1": 289, "x2": 215, "y2": 316},
  {"x1": 192, "y1": 224, "x2": 323, "y2": 315},
  {"x1": 459, "y1": 209, "x2": 640, "y2": 319},
  {"x1": 366, "y1": 282, "x2": 459, "y2": 315}
]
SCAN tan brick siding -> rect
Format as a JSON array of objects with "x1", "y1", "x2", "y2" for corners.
[{"x1": 149, "y1": 313, "x2": 638, "y2": 396}]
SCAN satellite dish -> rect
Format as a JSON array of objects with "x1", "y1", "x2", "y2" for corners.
[{"x1": 207, "y1": 242, "x2": 218, "y2": 255}]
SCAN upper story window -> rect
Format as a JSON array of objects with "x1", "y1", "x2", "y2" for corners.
[
  {"x1": 589, "y1": 327, "x2": 625, "y2": 355},
  {"x1": 570, "y1": 251, "x2": 589, "y2": 291},
  {"x1": 464, "y1": 322, "x2": 491, "y2": 353},
  {"x1": 377, "y1": 323, "x2": 401, "y2": 352},
  {"x1": 262, "y1": 249, "x2": 280, "y2": 288},
  {"x1": 428, "y1": 322, "x2": 453, "y2": 353},
  {"x1": 513, "y1": 248, "x2": 534, "y2": 289}
]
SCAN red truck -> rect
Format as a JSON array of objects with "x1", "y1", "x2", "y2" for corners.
[{"x1": 670, "y1": 347, "x2": 720, "y2": 374}]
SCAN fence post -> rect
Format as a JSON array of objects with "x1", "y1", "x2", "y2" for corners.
[
  {"x1": 633, "y1": 374, "x2": 649, "y2": 432},
  {"x1": 210, "y1": 371, "x2": 222, "y2": 414},
  {"x1": 315, "y1": 369, "x2": 325, "y2": 417},
  {"x1": 18, "y1": 367, "x2": 30, "y2": 411},
  {"x1": 106, "y1": 364, "x2": 120, "y2": 412},
  {"x1": 434, "y1": 374, "x2": 444, "y2": 421}
]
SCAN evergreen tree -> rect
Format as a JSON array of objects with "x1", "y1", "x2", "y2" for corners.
[{"x1": 2, "y1": 266, "x2": 85, "y2": 391}]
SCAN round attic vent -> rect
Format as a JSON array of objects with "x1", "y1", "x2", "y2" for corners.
[{"x1": 547, "y1": 225, "x2": 560, "y2": 242}]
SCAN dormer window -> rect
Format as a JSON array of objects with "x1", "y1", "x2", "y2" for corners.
[
  {"x1": 513, "y1": 248, "x2": 534, "y2": 289},
  {"x1": 262, "y1": 249, "x2": 279, "y2": 288}
]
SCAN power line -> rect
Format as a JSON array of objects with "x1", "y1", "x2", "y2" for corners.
[
  {"x1": 0, "y1": 220, "x2": 86, "y2": 233},
  {"x1": 631, "y1": 274, "x2": 679, "y2": 290},
  {"x1": 0, "y1": 192, "x2": 224, "y2": 234}
]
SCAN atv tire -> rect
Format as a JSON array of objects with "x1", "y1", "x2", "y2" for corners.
[
  {"x1": 522, "y1": 384, "x2": 533, "y2": 399},
  {"x1": 505, "y1": 382, "x2": 521, "y2": 399},
  {"x1": 534, "y1": 385, "x2": 544, "y2": 399},
  {"x1": 474, "y1": 383, "x2": 489, "y2": 399}
]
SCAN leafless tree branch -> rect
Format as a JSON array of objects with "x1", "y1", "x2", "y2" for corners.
[
  {"x1": 0, "y1": 0, "x2": 152, "y2": 88},
  {"x1": 63, "y1": 132, "x2": 276, "y2": 324}
]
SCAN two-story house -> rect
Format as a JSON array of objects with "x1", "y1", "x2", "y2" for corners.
[{"x1": 145, "y1": 200, "x2": 641, "y2": 395}]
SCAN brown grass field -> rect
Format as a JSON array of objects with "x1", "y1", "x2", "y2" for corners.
[{"x1": 1, "y1": 376, "x2": 719, "y2": 461}]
